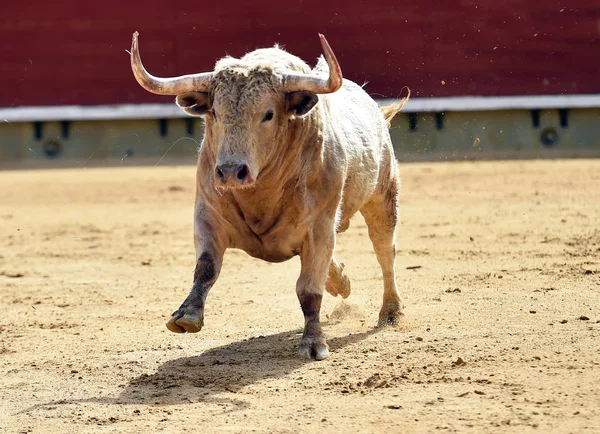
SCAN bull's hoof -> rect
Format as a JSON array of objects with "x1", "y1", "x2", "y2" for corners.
[
  {"x1": 377, "y1": 302, "x2": 404, "y2": 327},
  {"x1": 337, "y1": 273, "x2": 351, "y2": 299},
  {"x1": 325, "y1": 263, "x2": 351, "y2": 299},
  {"x1": 166, "y1": 311, "x2": 204, "y2": 334},
  {"x1": 298, "y1": 337, "x2": 330, "y2": 361}
]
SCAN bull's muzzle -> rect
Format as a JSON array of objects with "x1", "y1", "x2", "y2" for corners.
[{"x1": 215, "y1": 162, "x2": 254, "y2": 188}]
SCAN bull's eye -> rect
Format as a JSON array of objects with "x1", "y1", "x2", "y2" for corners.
[
  {"x1": 211, "y1": 108, "x2": 217, "y2": 120},
  {"x1": 262, "y1": 109, "x2": 274, "y2": 123}
]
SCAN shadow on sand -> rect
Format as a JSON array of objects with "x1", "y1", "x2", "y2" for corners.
[{"x1": 20, "y1": 327, "x2": 379, "y2": 414}]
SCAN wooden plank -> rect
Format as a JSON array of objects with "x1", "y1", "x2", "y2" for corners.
[{"x1": 0, "y1": 0, "x2": 598, "y2": 107}]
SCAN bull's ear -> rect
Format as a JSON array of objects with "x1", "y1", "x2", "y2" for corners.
[
  {"x1": 175, "y1": 91, "x2": 211, "y2": 116},
  {"x1": 286, "y1": 91, "x2": 319, "y2": 116}
]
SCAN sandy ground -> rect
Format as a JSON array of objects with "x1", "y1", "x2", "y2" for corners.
[{"x1": 1, "y1": 159, "x2": 599, "y2": 433}]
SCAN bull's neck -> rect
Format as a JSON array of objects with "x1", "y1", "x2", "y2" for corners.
[
  {"x1": 203, "y1": 110, "x2": 322, "y2": 218},
  {"x1": 256, "y1": 112, "x2": 322, "y2": 191},
  {"x1": 228, "y1": 182, "x2": 290, "y2": 238},
  {"x1": 230, "y1": 123, "x2": 320, "y2": 225},
  {"x1": 230, "y1": 163, "x2": 295, "y2": 215}
]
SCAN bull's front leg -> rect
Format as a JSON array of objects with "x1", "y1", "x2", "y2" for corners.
[
  {"x1": 297, "y1": 214, "x2": 337, "y2": 361},
  {"x1": 167, "y1": 208, "x2": 226, "y2": 334}
]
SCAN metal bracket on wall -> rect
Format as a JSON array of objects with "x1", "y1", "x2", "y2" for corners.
[
  {"x1": 559, "y1": 109, "x2": 568, "y2": 128},
  {"x1": 408, "y1": 112, "x2": 418, "y2": 131},
  {"x1": 186, "y1": 118, "x2": 194, "y2": 136},
  {"x1": 531, "y1": 109, "x2": 540, "y2": 128},
  {"x1": 33, "y1": 121, "x2": 43, "y2": 140},
  {"x1": 159, "y1": 119, "x2": 168, "y2": 137},
  {"x1": 61, "y1": 121, "x2": 70, "y2": 138},
  {"x1": 435, "y1": 112, "x2": 444, "y2": 130}
]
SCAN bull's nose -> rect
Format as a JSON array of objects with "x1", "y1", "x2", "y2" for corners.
[{"x1": 215, "y1": 162, "x2": 251, "y2": 186}]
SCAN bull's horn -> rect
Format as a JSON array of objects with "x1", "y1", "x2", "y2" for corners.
[
  {"x1": 283, "y1": 34, "x2": 343, "y2": 94},
  {"x1": 130, "y1": 31, "x2": 213, "y2": 95}
]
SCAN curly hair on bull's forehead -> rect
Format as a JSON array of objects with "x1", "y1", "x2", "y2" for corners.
[
  {"x1": 211, "y1": 66, "x2": 283, "y2": 112},
  {"x1": 208, "y1": 47, "x2": 317, "y2": 119},
  {"x1": 213, "y1": 66, "x2": 280, "y2": 89},
  {"x1": 216, "y1": 45, "x2": 312, "y2": 72}
]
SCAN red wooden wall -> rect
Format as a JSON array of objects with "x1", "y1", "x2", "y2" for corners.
[{"x1": 1, "y1": 0, "x2": 598, "y2": 107}]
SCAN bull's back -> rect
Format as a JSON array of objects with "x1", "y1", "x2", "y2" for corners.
[{"x1": 321, "y1": 80, "x2": 392, "y2": 225}]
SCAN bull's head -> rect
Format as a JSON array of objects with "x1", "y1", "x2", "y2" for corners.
[{"x1": 130, "y1": 32, "x2": 342, "y2": 189}]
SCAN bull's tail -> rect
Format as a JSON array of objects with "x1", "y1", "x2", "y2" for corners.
[{"x1": 380, "y1": 88, "x2": 411, "y2": 128}]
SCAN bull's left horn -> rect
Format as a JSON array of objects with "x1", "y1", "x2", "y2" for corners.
[
  {"x1": 283, "y1": 34, "x2": 343, "y2": 94},
  {"x1": 130, "y1": 31, "x2": 213, "y2": 95}
]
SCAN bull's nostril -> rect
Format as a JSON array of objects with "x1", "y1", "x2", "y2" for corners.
[
  {"x1": 237, "y1": 165, "x2": 249, "y2": 181},
  {"x1": 216, "y1": 168, "x2": 224, "y2": 180}
]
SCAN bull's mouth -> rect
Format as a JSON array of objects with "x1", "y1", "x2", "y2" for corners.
[
  {"x1": 215, "y1": 180, "x2": 256, "y2": 191},
  {"x1": 214, "y1": 162, "x2": 256, "y2": 190},
  {"x1": 214, "y1": 175, "x2": 257, "y2": 191}
]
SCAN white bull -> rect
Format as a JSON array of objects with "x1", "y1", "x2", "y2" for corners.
[{"x1": 131, "y1": 32, "x2": 405, "y2": 360}]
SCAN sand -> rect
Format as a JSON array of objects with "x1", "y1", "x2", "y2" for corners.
[{"x1": 1, "y1": 159, "x2": 599, "y2": 433}]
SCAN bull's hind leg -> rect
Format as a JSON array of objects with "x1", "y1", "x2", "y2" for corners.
[
  {"x1": 325, "y1": 256, "x2": 351, "y2": 298},
  {"x1": 360, "y1": 174, "x2": 403, "y2": 326},
  {"x1": 325, "y1": 209, "x2": 352, "y2": 298}
]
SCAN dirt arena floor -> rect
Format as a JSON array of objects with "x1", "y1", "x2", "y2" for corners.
[{"x1": 1, "y1": 158, "x2": 599, "y2": 433}]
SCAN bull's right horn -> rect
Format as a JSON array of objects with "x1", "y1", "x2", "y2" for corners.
[
  {"x1": 282, "y1": 34, "x2": 343, "y2": 94},
  {"x1": 130, "y1": 31, "x2": 213, "y2": 95}
]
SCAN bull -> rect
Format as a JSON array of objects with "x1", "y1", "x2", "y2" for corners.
[{"x1": 130, "y1": 32, "x2": 405, "y2": 360}]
